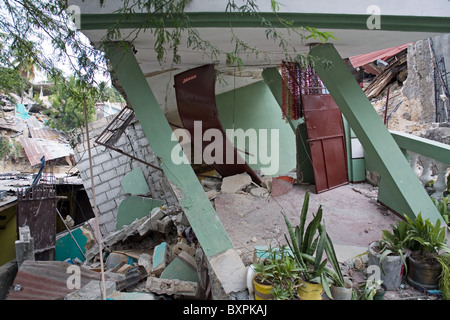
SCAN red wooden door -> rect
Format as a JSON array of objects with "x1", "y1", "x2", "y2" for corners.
[{"x1": 302, "y1": 94, "x2": 348, "y2": 193}]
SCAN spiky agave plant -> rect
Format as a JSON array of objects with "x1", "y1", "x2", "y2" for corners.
[{"x1": 282, "y1": 191, "x2": 346, "y2": 299}]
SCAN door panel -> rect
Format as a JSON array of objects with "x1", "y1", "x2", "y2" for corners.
[{"x1": 302, "y1": 94, "x2": 348, "y2": 193}]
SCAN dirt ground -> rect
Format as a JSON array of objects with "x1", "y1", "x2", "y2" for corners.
[{"x1": 213, "y1": 181, "x2": 444, "y2": 300}]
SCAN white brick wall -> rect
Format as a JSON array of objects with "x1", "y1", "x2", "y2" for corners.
[{"x1": 72, "y1": 115, "x2": 179, "y2": 236}]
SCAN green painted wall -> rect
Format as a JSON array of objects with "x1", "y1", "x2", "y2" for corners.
[
  {"x1": 55, "y1": 227, "x2": 87, "y2": 262},
  {"x1": 216, "y1": 81, "x2": 296, "y2": 177}
]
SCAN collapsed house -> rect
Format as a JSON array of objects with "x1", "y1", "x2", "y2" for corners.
[{"x1": 1, "y1": 1, "x2": 450, "y2": 301}]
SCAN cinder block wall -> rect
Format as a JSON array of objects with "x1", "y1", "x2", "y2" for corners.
[{"x1": 72, "y1": 115, "x2": 179, "y2": 236}]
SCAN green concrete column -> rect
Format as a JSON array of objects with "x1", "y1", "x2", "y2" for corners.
[
  {"x1": 309, "y1": 44, "x2": 442, "y2": 224},
  {"x1": 105, "y1": 44, "x2": 249, "y2": 293}
]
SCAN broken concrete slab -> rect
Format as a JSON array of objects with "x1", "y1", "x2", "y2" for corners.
[
  {"x1": 146, "y1": 277, "x2": 199, "y2": 298},
  {"x1": 172, "y1": 242, "x2": 196, "y2": 257},
  {"x1": 116, "y1": 196, "x2": 163, "y2": 231},
  {"x1": 208, "y1": 248, "x2": 247, "y2": 295},
  {"x1": 136, "y1": 205, "x2": 182, "y2": 236},
  {"x1": 152, "y1": 242, "x2": 167, "y2": 277},
  {"x1": 108, "y1": 290, "x2": 156, "y2": 300},
  {"x1": 205, "y1": 189, "x2": 220, "y2": 199},
  {"x1": 250, "y1": 187, "x2": 269, "y2": 198},
  {"x1": 84, "y1": 214, "x2": 151, "y2": 262},
  {"x1": 160, "y1": 251, "x2": 199, "y2": 283},
  {"x1": 137, "y1": 207, "x2": 165, "y2": 236},
  {"x1": 105, "y1": 252, "x2": 128, "y2": 270},
  {"x1": 156, "y1": 215, "x2": 174, "y2": 234},
  {"x1": 65, "y1": 280, "x2": 117, "y2": 300},
  {"x1": 138, "y1": 253, "x2": 152, "y2": 274},
  {"x1": 220, "y1": 173, "x2": 252, "y2": 194},
  {"x1": 121, "y1": 167, "x2": 151, "y2": 195},
  {"x1": 201, "y1": 177, "x2": 222, "y2": 191}
]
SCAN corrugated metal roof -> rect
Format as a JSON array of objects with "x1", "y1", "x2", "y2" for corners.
[
  {"x1": 19, "y1": 137, "x2": 73, "y2": 166},
  {"x1": 7, "y1": 260, "x2": 119, "y2": 300},
  {"x1": 349, "y1": 43, "x2": 411, "y2": 68},
  {"x1": 27, "y1": 117, "x2": 67, "y2": 141}
]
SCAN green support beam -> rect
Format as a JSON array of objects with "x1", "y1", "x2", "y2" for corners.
[
  {"x1": 105, "y1": 44, "x2": 246, "y2": 293},
  {"x1": 80, "y1": 12, "x2": 450, "y2": 34},
  {"x1": 309, "y1": 44, "x2": 443, "y2": 224}
]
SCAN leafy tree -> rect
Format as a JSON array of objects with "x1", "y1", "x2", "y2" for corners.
[
  {"x1": 98, "y1": 81, "x2": 126, "y2": 103},
  {"x1": 46, "y1": 76, "x2": 97, "y2": 133},
  {"x1": 0, "y1": 0, "x2": 333, "y2": 91},
  {"x1": 0, "y1": 66, "x2": 27, "y2": 97}
]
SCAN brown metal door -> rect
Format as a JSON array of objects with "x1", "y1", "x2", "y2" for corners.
[
  {"x1": 174, "y1": 64, "x2": 262, "y2": 185},
  {"x1": 302, "y1": 94, "x2": 348, "y2": 193}
]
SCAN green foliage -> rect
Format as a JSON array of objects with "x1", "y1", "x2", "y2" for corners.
[
  {"x1": 106, "y1": 0, "x2": 335, "y2": 70},
  {"x1": 0, "y1": 137, "x2": 10, "y2": 159},
  {"x1": 430, "y1": 196, "x2": 449, "y2": 226},
  {"x1": 98, "y1": 81, "x2": 126, "y2": 103},
  {"x1": 1, "y1": 0, "x2": 336, "y2": 100},
  {"x1": 359, "y1": 279, "x2": 383, "y2": 300},
  {"x1": 0, "y1": 66, "x2": 27, "y2": 96},
  {"x1": 253, "y1": 245, "x2": 302, "y2": 300},
  {"x1": 378, "y1": 220, "x2": 410, "y2": 274},
  {"x1": 282, "y1": 191, "x2": 346, "y2": 300},
  {"x1": 403, "y1": 213, "x2": 450, "y2": 255},
  {"x1": 0, "y1": 0, "x2": 106, "y2": 88},
  {"x1": 436, "y1": 254, "x2": 450, "y2": 300},
  {"x1": 46, "y1": 76, "x2": 97, "y2": 133}
]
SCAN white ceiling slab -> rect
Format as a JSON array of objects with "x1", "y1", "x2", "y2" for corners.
[{"x1": 69, "y1": 0, "x2": 449, "y2": 121}]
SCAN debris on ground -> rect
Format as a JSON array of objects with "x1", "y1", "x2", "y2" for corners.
[{"x1": 6, "y1": 204, "x2": 214, "y2": 300}]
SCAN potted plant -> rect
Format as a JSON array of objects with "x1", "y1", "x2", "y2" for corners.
[
  {"x1": 283, "y1": 191, "x2": 352, "y2": 300},
  {"x1": 403, "y1": 213, "x2": 450, "y2": 291},
  {"x1": 430, "y1": 196, "x2": 449, "y2": 227},
  {"x1": 436, "y1": 254, "x2": 450, "y2": 300},
  {"x1": 359, "y1": 279, "x2": 384, "y2": 300},
  {"x1": 252, "y1": 245, "x2": 303, "y2": 300},
  {"x1": 367, "y1": 219, "x2": 409, "y2": 290}
]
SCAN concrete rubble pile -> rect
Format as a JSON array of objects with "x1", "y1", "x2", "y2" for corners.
[
  {"x1": 5, "y1": 204, "x2": 216, "y2": 300},
  {"x1": 73, "y1": 204, "x2": 211, "y2": 300}
]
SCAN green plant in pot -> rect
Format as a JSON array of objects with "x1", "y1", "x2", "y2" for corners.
[
  {"x1": 359, "y1": 279, "x2": 385, "y2": 300},
  {"x1": 403, "y1": 213, "x2": 450, "y2": 292},
  {"x1": 436, "y1": 254, "x2": 450, "y2": 300},
  {"x1": 283, "y1": 191, "x2": 351, "y2": 300},
  {"x1": 368, "y1": 219, "x2": 410, "y2": 290},
  {"x1": 430, "y1": 196, "x2": 449, "y2": 227},
  {"x1": 252, "y1": 245, "x2": 303, "y2": 300}
]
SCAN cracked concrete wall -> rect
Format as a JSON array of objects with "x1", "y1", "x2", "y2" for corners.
[
  {"x1": 403, "y1": 34, "x2": 450, "y2": 124},
  {"x1": 72, "y1": 115, "x2": 179, "y2": 236},
  {"x1": 402, "y1": 38, "x2": 436, "y2": 124}
]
